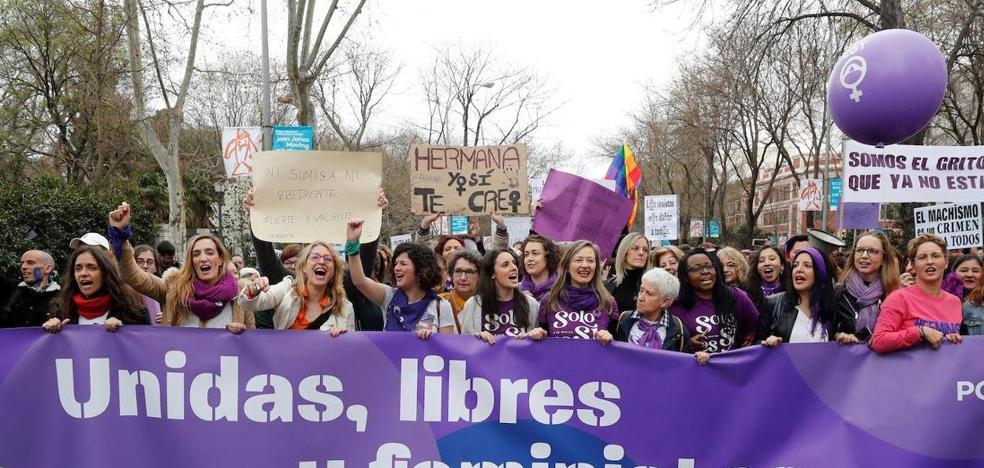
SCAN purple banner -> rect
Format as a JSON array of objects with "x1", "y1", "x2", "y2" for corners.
[
  {"x1": 838, "y1": 202, "x2": 881, "y2": 229},
  {"x1": 532, "y1": 169, "x2": 633, "y2": 258},
  {"x1": 2, "y1": 327, "x2": 984, "y2": 467}
]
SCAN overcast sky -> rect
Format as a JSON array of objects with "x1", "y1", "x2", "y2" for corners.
[{"x1": 215, "y1": 0, "x2": 708, "y2": 176}]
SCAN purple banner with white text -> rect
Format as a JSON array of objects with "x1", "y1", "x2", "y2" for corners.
[{"x1": 1, "y1": 327, "x2": 984, "y2": 467}]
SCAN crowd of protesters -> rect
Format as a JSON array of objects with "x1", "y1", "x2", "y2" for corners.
[{"x1": 1, "y1": 188, "x2": 981, "y2": 364}]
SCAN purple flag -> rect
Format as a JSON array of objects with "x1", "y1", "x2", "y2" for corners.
[
  {"x1": 838, "y1": 202, "x2": 881, "y2": 229},
  {"x1": 2, "y1": 326, "x2": 984, "y2": 467},
  {"x1": 532, "y1": 169, "x2": 633, "y2": 259}
]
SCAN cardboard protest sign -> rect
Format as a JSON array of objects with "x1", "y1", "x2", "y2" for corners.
[
  {"x1": 914, "y1": 203, "x2": 983, "y2": 249},
  {"x1": 643, "y1": 195, "x2": 678, "y2": 241},
  {"x1": 221, "y1": 127, "x2": 262, "y2": 178},
  {"x1": 842, "y1": 141, "x2": 984, "y2": 203},
  {"x1": 799, "y1": 179, "x2": 824, "y2": 211},
  {"x1": 250, "y1": 151, "x2": 382, "y2": 243},
  {"x1": 532, "y1": 169, "x2": 632, "y2": 259},
  {"x1": 410, "y1": 144, "x2": 530, "y2": 215}
]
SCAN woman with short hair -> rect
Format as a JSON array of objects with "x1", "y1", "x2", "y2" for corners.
[
  {"x1": 458, "y1": 248, "x2": 539, "y2": 343},
  {"x1": 614, "y1": 268, "x2": 707, "y2": 363},
  {"x1": 43, "y1": 246, "x2": 148, "y2": 333},
  {"x1": 716, "y1": 247, "x2": 749, "y2": 289},
  {"x1": 440, "y1": 249, "x2": 483, "y2": 332},
  {"x1": 870, "y1": 234, "x2": 963, "y2": 353},
  {"x1": 651, "y1": 245, "x2": 684, "y2": 277}
]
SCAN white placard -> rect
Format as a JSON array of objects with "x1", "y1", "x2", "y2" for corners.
[
  {"x1": 491, "y1": 216, "x2": 533, "y2": 247},
  {"x1": 913, "y1": 203, "x2": 983, "y2": 250},
  {"x1": 644, "y1": 195, "x2": 678, "y2": 241},
  {"x1": 390, "y1": 234, "x2": 412, "y2": 249}
]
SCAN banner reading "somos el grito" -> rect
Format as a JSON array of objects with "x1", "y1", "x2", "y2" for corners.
[{"x1": 1, "y1": 327, "x2": 984, "y2": 467}]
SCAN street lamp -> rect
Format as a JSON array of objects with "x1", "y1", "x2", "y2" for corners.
[{"x1": 214, "y1": 181, "x2": 225, "y2": 243}]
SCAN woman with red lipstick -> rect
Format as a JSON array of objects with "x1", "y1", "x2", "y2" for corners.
[
  {"x1": 459, "y1": 248, "x2": 539, "y2": 344},
  {"x1": 759, "y1": 247, "x2": 843, "y2": 345},
  {"x1": 110, "y1": 203, "x2": 254, "y2": 332},
  {"x1": 527, "y1": 240, "x2": 618, "y2": 344},
  {"x1": 834, "y1": 231, "x2": 901, "y2": 343},
  {"x1": 42, "y1": 246, "x2": 148, "y2": 332},
  {"x1": 870, "y1": 234, "x2": 963, "y2": 353},
  {"x1": 604, "y1": 233, "x2": 652, "y2": 315}
]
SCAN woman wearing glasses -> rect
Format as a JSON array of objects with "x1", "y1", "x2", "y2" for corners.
[
  {"x1": 238, "y1": 242, "x2": 354, "y2": 334},
  {"x1": 669, "y1": 248, "x2": 759, "y2": 353},
  {"x1": 440, "y1": 249, "x2": 482, "y2": 332},
  {"x1": 833, "y1": 231, "x2": 901, "y2": 343},
  {"x1": 870, "y1": 234, "x2": 963, "y2": 353}
]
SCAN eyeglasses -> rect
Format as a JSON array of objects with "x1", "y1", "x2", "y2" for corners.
[
  {"x1": 307, "y1": 254, "x2": 333, "y2": 264},
  {"x1": 854, "y1": 247, "x2": 884, "y2": 257},
  {"x1": 687, "y1": 263, "x2": 715, "y2": 274},
  {"x1": 135, "y1": 259, "x2": 155, "y2": 266},
  {"x1": 914, "y1": 252, "x2": 945, "y2": 262},
  {"x1": 452, "y1": 268, "x2": 478, "y2": 277}
]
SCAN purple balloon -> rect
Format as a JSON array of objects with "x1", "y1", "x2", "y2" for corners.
[{"x1": 827, "y1": 29, "x2": 947, "y2": 146}]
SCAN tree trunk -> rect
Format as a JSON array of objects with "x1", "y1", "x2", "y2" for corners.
[{"x1": 879, "y1": 0, "x2": 905, "y2": 29}]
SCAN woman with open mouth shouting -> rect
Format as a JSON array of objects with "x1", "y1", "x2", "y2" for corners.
[
  {"x1": 526, "y1": 240, "x2": 618, "y2": 344},
  {"x1": 870, "y1": 234, "x2": 963, "y2": 353},
  {"x1": 520, "y1": 234, "x2": 561, "y2": 303},
  {"x1": 42, "y1": 246, "x2": 148, "y2": 333},
  {"x1": 604, "y1": 232, "x2": 652, "y2": 315},
  {"x1": 110, "y1": 202, "x2": 254, "y2": 332},
  {"x1": 833, "y1": 231, "x2": 901, "y2": 343},
  {"x1": 238, "y1": 242, "x2": 354, "y2": 335},
  {"x1": 458, "y1": 248, "x2": 540, "y2": 344},
  {"x1": 759, "y1": 247, "x2": 844, "y2": 346},
  {"x1": 670, "y1": 248, "x2": 759, "y2": 354},
  {"x1": 744, "y1": 245, "x2": 789, "y2": 315},
  {"x1": 347, "y1": 219, "x2": 455, "y2": 338}
]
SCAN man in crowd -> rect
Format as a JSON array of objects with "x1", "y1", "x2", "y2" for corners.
[
  {"x1": 0, "y1": 250, "x2": 60, "y2": 328},
  {"x1": 157, "y1": 240, "x2": 181, "y2": 271},
  {"x1": 784, "y1": 234, "x2": 811, "y2": 262},
  {"x1": 231, "y1": 253, "x2": 245, "y2": 271}
]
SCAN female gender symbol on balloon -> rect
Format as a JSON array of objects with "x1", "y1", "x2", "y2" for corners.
[{"x1": 827, "y1": 29, "x2": 948, "y2": 147}]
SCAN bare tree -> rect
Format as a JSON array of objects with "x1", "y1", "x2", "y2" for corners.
[
  {"x1": 124, "y1": 0, "x2": 230, "y2": 249},
  {"x1": 285, "y1": 0, "x2": 368, "y2": 128},
  {"x1": 421, "y1": 47, "x2": 555, "y2": 146}
]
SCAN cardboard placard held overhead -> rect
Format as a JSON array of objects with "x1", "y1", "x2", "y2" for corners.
[
  {"x1": 410, "y1": 144, "x2": 530, "y2": 215},
  {"x1": 250, "y1": 151, "x2": 382, "y2": 243}
]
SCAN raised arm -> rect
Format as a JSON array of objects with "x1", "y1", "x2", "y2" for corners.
[
  {"x1": 243, "y1": 189, "x2": 290, "y2": 283},
  {"x1": 345, "y1": 219, "x2": 388, "y2": 306},
  {"x1": 110, "y1": 202, "x2": 167, "y2": 303}
]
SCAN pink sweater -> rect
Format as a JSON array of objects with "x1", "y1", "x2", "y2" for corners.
[{"x1": 870, "y1": 285, "x2": 962, "y2": 353}]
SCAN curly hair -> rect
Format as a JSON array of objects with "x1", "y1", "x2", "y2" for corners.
[{"x1": 393, "y1": 242, "x2": 444, "y2": 291}]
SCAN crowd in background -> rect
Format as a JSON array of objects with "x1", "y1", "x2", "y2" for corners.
[{"x1": 1, "y1": 189, "x2": 982, "y2": 364}]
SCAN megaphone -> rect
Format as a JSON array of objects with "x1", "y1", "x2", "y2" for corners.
[{"x1": 807, "y1": 228, "x2": 846, "y2": 255}]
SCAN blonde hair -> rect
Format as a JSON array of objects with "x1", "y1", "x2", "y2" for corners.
[
  {"x1": 838, "y1": 230, "x2": 901, "y2": 297},
  {"x1": 165, "y1": 234, "x2": 230, "y2": 326},
  {"x1": 613, "y1": 232, "x2": 651, "y2": 286},
  {"x1": 292, "y1": 242, "x2": 346, "y2": 317},
  {"x1": 545, "y1": 240, "x2": 614, "y2": 312},
  {"x1": 650, "y1": 245, "x2": 684, "y2": 269},
  {"x1": 716, "y1": 247, "x2": 749, "y2": 286}
]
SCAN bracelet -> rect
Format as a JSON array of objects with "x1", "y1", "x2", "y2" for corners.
[{"x1": 344, "y1": 239, "x2": 361, "y2": 256}]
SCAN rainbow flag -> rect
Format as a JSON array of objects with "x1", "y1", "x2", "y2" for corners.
[{"x1": 605, "y1": 143, "x2": 642, "y2": 226}]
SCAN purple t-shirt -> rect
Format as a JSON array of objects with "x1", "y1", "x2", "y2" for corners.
[
  {"x1": 669, "y1": 287, "x2": 759, "y2": 353},
  {"x1": 482, "y1": 301, "x2": 525, "y2": 336},
  {"x1": 538, "y1": 299, "x2": 618, "y2": 340}
]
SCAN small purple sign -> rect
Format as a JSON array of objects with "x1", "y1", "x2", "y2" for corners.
[
  {"x1": 838, "y1": 202, "x2": 881, "y2": 229},
  {"x1": 532, "y1": 169, "x2": 633, "y2": 259},
  {"x1": 1, "y1": 326, "x2": 984, "y2": 467}
]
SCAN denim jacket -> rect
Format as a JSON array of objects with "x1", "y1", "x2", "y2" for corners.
[{"x1": 963, "y1": 301, "x2": 984, "y2": 335}]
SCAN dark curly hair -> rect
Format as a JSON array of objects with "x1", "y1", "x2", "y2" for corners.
[
  {"x1": 519, "y1": 234, "x2": 560, "y2": 277},
  {"x1": 393, "y1": 242, "x2": 444, "y2": 291}
]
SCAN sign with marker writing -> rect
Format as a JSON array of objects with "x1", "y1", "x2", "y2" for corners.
[
  {"x1": 643, "y1": 195, "x2": 678, "y2": 242},
  {"x1": 410, "y1": 144, "x2": 530, "y2": 215},
  {"x1": 250, "y1": 151, "x2": 382, "y2": 243},
  {"x1": 914, "y1": 202, "x2": 983, "y2": 250},
  {"x1": 842, "y1": 141, "x2": 984, "y2": 203}
]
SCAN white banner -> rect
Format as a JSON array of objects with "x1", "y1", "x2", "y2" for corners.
[
  {"x1": 222, "y1": 127, "x2": 263, "y2": 178},
  {"x1": 799, "y1": 178, "x2": 824, "y2": 211},
  {"x1": 842, "y1": 141, "x2": 984, "y2": 203},
  {"x1": 913, "y1": 203, "x2": 983, "y2": 250},
  {"x1": 643, "y1": 195, "x2": 678, "y2": 241}
]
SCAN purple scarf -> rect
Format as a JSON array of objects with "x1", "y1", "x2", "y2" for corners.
[
  {"x1": 522, "y1": 273, "x2": 558, "y2": 302},
  {"x1": 187, "y1": 272, "x2": 238, "y2": 322},
  {"x1": 562, "y1": 285, "x2": 600, "y2": 311},
  {"x1": 634, "y1": 318, "x2": 664, "y2": 349},
  {"x1": 385, "y1": 289, "x2": 438, "y2": 332},
  {"x1": 761, "y1": 280, "x2": 783, "y2": 296},
  {"x1": 845, "y1": 271, "x2": 883, "y2": 332}
]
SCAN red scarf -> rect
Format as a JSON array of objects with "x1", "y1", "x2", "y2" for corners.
[{"x1": 73, "y1": 293, "x2": 111, "y2": 320}]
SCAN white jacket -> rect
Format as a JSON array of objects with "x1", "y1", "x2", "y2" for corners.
[{"x1": 238, "y1": 276, "x2": 355, "y2": 331}]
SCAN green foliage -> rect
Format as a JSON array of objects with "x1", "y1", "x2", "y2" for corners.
[{"x1": 0, "y1": 175, "x2": 156, "y2": 279}]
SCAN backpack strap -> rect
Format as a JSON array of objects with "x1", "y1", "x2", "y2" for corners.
[
  {"x1": 615, "y1": 310, "x2": 633, "y2": 336},
  {"x1": 672, "y1": 315, "x2": 685, "y2": 352}
]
